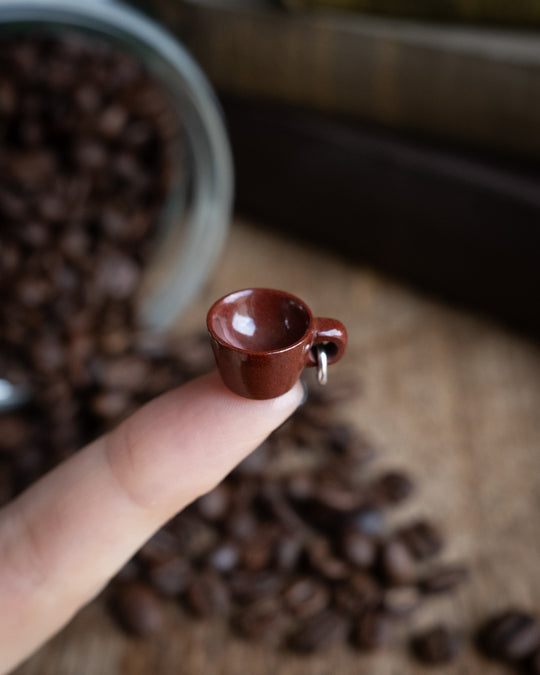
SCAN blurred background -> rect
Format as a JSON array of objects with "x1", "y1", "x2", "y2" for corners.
[
  {"x1": 2, "y1": 1, "x2": 540, "y2": 674},
  {"x1": 143, "y1": 0, "x2": 540, "y2": 338}
]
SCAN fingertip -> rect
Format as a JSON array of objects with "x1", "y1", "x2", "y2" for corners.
[
  {"x1": 208, "y1": 371, "x2": 305, "y2": 416},
  {"x1": 272, "y1": 378, "x2": 306, "y2": 412}
]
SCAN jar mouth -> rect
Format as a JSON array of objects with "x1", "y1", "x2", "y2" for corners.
[{"x1": 0, "y1": 0, "x2": 232, "y2": 331}]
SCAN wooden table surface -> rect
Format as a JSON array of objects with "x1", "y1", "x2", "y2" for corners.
[{"x1": 14, "y1": 221, "x2": 540, "y2": 675}]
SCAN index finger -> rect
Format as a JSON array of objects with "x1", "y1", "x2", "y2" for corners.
[{"x1": 0, "y1": 372, "x2": 303, "y2": 673}]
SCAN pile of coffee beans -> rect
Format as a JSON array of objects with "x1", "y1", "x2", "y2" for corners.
[
  {"x1": 411, "y1": 625, "x2": 461, "y2": 665},
  {"x1": 106, "y1": 374, "x2": 469, "y2": 661},
  {"x1": 476, "y1": 610, "x2": 540, "y2": 674},
  {"x1": 0, "y1": 32, "x2": 184, "y2": 494}
]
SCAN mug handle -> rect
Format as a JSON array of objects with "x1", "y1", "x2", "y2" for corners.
[{"x1": 306, "y1": 317, "x2": 348, "y2": 367}]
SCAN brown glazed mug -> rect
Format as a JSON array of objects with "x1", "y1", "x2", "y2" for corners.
[{"x1": 206, "y1": 288, "x2": 347, "y2": 399}]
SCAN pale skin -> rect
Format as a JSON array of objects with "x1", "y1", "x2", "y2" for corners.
[{"x1": 0, "y1": 372, "x2": 303, "y2": 674}]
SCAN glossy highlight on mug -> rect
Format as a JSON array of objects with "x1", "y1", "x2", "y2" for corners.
[{"x1": 207, "y1": 288, "x2": 347, "y2": 399}]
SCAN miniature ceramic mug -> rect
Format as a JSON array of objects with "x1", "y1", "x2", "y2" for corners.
[{"x1": 207, "y1": 288, "x2": 347, "y2": 399}]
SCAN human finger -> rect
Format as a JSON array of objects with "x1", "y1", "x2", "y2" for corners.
[{"x1": 0, "y1": 372, "x2": 303, "y2": 673}]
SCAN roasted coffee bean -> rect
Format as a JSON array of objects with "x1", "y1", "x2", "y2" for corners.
[
  {"x1": 186, "y1": 572, "x2": 230, "y2": 617},
  {"x1": 398, "y1": 519, "x2": 444, "y2": 560},
  {"x1": 225, "y1": 510, "x2": 258, "y2": 541},
  {"x1": 98, "y1": 104, "x2": 128, "y2": 138},
  {"x1": 196, "y1": 484, "x2": 231, "y2": 521},
  {"x1": 10, "y1": 151, "x2": 56, "y2": 187},
  {"x1": 372, "y1": 470, "x2": 415, "y2": 505},
  {"x1": 285, "y1": 472, "x2": 314, "y2": 501},
  {"x1": 74, "y1": 138, "x2": 109, "y2": 171},
  {"x1": 206, "y1": 543, "x2": 240, "y2": 574},
  {"x1": 333, "y1": 572, "x2": 381, "y2": 616},
  {"x1": 239, "y1": 530, "x2": 277, "y2": 572},
  {"x1": 291, "y1": 499, "x2": 338, "y2": 533},
  {"x1": 418, "y1": 564, "x2": 469, "y2": 594},
  {"x1": 234, "y1": 598, "x2": 290, "y2": 642},
  {"x1": 96, "y1": 354, "x2": 150, "y2": 391},
  {"x1": 283, "y1": 577, "x2": 330, "y2": 619},
  {"x1": 476, "y1": 610, "x2": 540, "y2": 662},
  {"x1": 411, "y1": 625, "x2": 460, "y2": 664},
  {"x1": 0, "y1": 242, "x2": 21, "y2": 272},
  {"x1": 98, "y1": 329, "x2": 131, "y2": 356},
  {"x1": 0, "y1": 78, "x2": 16, "y2": 114},
  {"x1": 16, "y1": 276, "x2": 50, "y2": 306},
  {"x1": 74, "y1": 82, "x2": 101, "y2": 112},
  {"x1": 95, "y1": 251, "x2": 141, "y2": 300},
  {"x1": 258, "y1": 481, "x2": 307, "y2": 532},
  {"x1": 288, "y1": 610, "x2": 349, "y2": 653},
  {"x1": 66, "y1": 332, "x2": 94, "y2": 362},
  {"x1": 383, "y1": 586, "x2": 421, "y2": 618},
  {"x1": 302, "y1": 492, "x2": 363, "y2": 533},
  {"x1": 228, "y1": 571, "x2": 285, "y2": 604},
  {"x1": 340, "y1": 529, "x2": 377, "y2": 568},
  {"x1": 379, "y1": 539, "x2": 417, "y2": 585},
  {"x1": 313, "y1": 474, "x2": 369, "y2": 514},
  {"x1": 275, "y1": 536, "x2": 303, "y2": 572},
  {"x1": 326, "y1": 423, "x2": 355, "y2": 452},
  {"x1": 91, "y1": 390, "x2": 131, "y2": 421},
  {"x1": 148, "y1": 557, "x2": 192, "y2": 597},
  {"x1": 176, "y1": 521, "x2": 218, "y2": 560},
  {"x1": 18, "y1": 219, "x2": 50, "y2": 246},
  {"x1": 109, "y1": 583, "x2": 164, "y2": 638},
  {"x1": 165, "y1": 512, "x2": 205, "y2": 548},
  {"x1": 37, "y1": 193, "x2": 67, "y2": 223},
  {"x1": 307, "y1": 538, "x2": 350, "y2": 581},
  {"x1": 352, "y1": 610, "x2": 392, "y2": 650}
]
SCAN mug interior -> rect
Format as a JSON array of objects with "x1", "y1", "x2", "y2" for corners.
[{"x1": 209, "y1": 289, "x2": 311, "y2": 351}]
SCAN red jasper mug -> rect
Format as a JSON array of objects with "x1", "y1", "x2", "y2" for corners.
[{"x1": 207, "y1": 288, "x2": 347, "y2": 399}]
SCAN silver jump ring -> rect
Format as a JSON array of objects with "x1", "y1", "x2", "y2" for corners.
[{"x1": 316, "y1": 345, "x2": 328, "y2": 386}]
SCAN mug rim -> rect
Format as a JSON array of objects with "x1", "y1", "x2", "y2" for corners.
[{"x1": 206, "y1": 287, "x2": 315, "y2": 356}]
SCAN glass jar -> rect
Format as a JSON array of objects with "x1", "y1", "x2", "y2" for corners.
[{"x1": 0, "y1": 0, "x2": 232, "y2": 332}]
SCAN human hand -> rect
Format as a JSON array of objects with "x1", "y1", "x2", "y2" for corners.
[{"x1": 0, "y1": 372, "x2": 303, "y2": 673}]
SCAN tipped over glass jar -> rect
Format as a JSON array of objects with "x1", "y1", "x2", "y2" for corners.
[{"x1": 0, "y1": 0, "x2": 233, "y2": 411}]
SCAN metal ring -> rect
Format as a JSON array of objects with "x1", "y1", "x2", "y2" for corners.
[{"x1": 316, "y1": 345, "x2": 328, "y2": 386}]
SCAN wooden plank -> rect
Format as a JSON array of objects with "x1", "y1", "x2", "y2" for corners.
[
  {"x1": 147, "y1": 0, "x2": 540, "y2": 158},
  {"x1": 13, "y1": 221, "x2": 540, "y2": 674}
]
